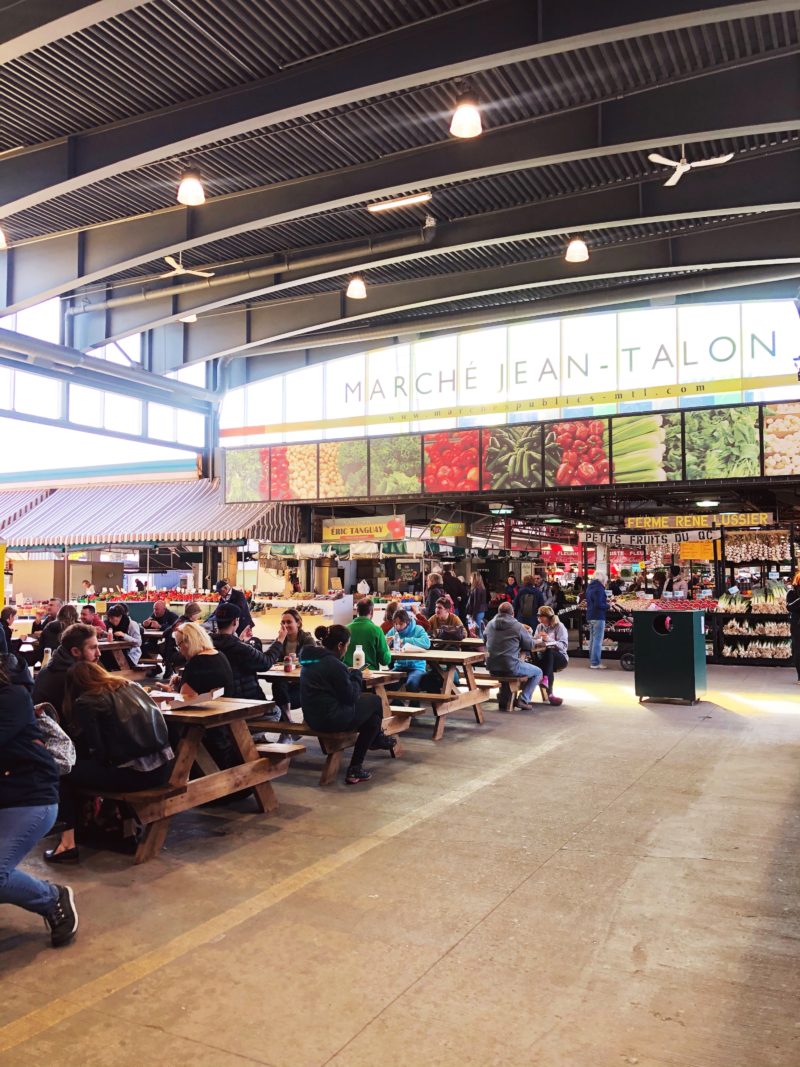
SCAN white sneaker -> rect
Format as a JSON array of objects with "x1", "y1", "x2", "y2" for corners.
[{"x1": 589, "y1": 664, "x2": 608, "y2": 670}]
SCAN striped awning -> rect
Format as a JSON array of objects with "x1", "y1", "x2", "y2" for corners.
[
  {"x1": 2, "y1": 480, "x2": 295, "y2": 548},
  {"x1": 0, "y1": 489, "x2": 51, "y2": 531}
]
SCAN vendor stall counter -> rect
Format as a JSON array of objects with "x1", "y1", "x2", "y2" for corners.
[{"x1": 254, "y1": 595, "x2": 354, "y2": 639}]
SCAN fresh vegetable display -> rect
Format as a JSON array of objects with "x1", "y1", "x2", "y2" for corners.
[
  {"x1": 369, "y1": 434, "x2": 422, "y2": 496},
  {"x1": 683, "y1": 405, "x2": 760, "y2": 480},
  {"x1": 611, "y1": 413, "x2": 682, "y2": 484},
  {"x1": 424, "y1": 430, "x2": 480, "y2": 493},
  {"x1": 724, "y1": 530, "x2": 791, "y2": 563},
  {"x1": 749, "y1": 581, "x2": 788, "y2": 614},
  {"x1": 482, "y1": 425, "x2": 542, "y2": 491},
  {"x1": 545, "y1": 419, "x2": 609, "y2": 487},
  {"x1": 225, "y1": 448, "x2": 269, "y2": 501},
  {"x1": 318, "y1": 440, "x2": 368, "y2": 498},
  {"x1": 270, "y1": 444, "x2": 317, "y2": 499},
  {"x1": 763, "y1": 402, "x2": 800, "y2": 476}
]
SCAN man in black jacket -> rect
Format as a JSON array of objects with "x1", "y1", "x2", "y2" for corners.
[
  {"x1": 32, "y1": 624, "x2": 101, "y2": 715},
  {"x1": 212, "y1": 604, "x2": 284, "y2": 712},
  {"x1": 207, "y1": 580, "x2": 254, "y2": 635}
]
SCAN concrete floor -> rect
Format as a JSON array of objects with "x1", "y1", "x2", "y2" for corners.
[{"x1": 2, "y1": 661, "x2": 799, "y2": 1067}]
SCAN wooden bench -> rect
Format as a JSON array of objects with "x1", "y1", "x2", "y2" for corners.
[
  {"x1": 472, "y1": 669, "x2": 564, "y2": 711},
  {"x1": 250, "y1": 710, "x2": 419, "y2": 785}
]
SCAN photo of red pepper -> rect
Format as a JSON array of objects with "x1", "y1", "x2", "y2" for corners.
[
  {"x1": 544, "y1": 418, "x2": 610, "y2": 487},
  {"x1": 269, "y1": 446, "x2": 291, "y2": 500},
  {"x1": 423, "y1": 429, "x2": 481, "y2": 493}
]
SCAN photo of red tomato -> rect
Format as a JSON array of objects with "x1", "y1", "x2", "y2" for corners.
[
  {"x1": 544, "y1": 419, "x2": 610, "y2": 488},
  {"x1": 423, "y1": 430, "x2": 481, "y2": 493}
]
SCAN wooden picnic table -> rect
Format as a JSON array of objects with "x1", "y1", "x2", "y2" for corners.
[
  {"x1": 389, "y1": 648, "x2": 489, "y2": 740},
  {"x1": 428, "y1": 636, "x2": 485, "y2": 651},
  {"x1": 98, "y1": 636, "x2": 137, "y2": 670},
  {"x1": 257, "y1": 666, "x2": 414, "y2": 784},
  {"x1": 123, "y1": 696, "x2": 301, "y2": 862}
]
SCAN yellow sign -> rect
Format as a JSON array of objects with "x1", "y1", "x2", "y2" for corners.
[
  {"x1": 221, "y1": 374, "x2": 795, "y2": 439},
  {"x1": 625, "y1": 512, "x2": 772, "y2": 530},
  {"x1": 680, "y1": 541, "x2": 717, "y2": 561},
  {"x1": 321, "y1": 515, "x2": 406, "y2": 543},
  {"x1": 429, "y1": 522, "x2": 466, "y2": 538}
]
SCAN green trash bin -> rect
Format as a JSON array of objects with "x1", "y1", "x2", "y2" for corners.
[{"x1": 632, "y1": 610, "x2": 707, "y2": 704}]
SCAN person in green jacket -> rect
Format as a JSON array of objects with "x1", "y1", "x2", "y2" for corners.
[{"x1": 345, "y1": 599, "x2": 392, "y2": 671}]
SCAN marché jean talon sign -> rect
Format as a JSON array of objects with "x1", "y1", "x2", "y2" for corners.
[{"x1": 219, "y1": 301, "x2": 800, "y2": 441}]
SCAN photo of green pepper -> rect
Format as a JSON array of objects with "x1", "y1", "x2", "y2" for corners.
[{"x1": 481, "y1": 425, "x2": 542, "y2": 491}]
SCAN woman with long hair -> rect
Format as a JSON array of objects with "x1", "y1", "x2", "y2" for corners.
[
  {"x1": 43, "y1": 662, "x2": 173, "y2": 865},
  {"x1": 300, "y1": 624, "x2": 394, "y2": 785},
  {"x1": 0, "y1": 659, "x2": 78, "y2": 945},
  {"x1": 174, "y1": 621, "x2": 234, "y2": 698},
  {"x1": 532, "y1": 606, "x2": 568, "y2": 706},
  {"x1": 787, "y1": 571, "x2": 800, "y2": 684},
  {"x1": 466, "y1": 572, "x2": 488, "y2": 634},
  {"x1": 269, "y1": 608, "x2": 317, "y2": 738},
  {"x1": 40, "y1": 604, "x2": 79, "y2": 653}
]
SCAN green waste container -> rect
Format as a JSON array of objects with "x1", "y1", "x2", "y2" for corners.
[{"x1": 632, "y1": 610, "x2": 706, "y2": 704}]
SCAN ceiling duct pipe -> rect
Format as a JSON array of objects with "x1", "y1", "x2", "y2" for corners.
[{"x1": 66, "y1": 221, "x2": 437, "y2": 315}]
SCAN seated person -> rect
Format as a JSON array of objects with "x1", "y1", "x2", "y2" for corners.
[
  {"x1": 269, "y1": 608, "x2": 317, "y2": 740},
  {"x1": 532, "y1": 606, "x2": 568, "y2": 706},
  {"x1": 40, "y1": 605, "x2": 79, "y2": 654},
  {"x1": 1, "y1": 605, "x2": 18, "y2": 653},
  {"x1": 428, "y1": 597, "x2": 466, "y2": 645},
  {"x1": 32, "y1": 598, "x2": 63, "y2": 636},
  {"x1": 174, "y1": 622, "x2": 238, "y2": 767},
  {"x1": 484, "y1": 602, "x2": 542, "y2": 711},
  {"x1": 32, "y1": 623, "x2": 101, "y2": 716},
  {"x1": 212, "y1": 603, "x2": 285, "y2": 714},
  {"x1": 142, "y1": 599, "x2": 180, "y2": 674},
  {"x1": 344, "y1": 599, "x2": 392, "y2": 671},
  {"x1": 177, "y1": 602, "x2": 203, "y2": 626},
  {"x1": 386, "y1": 608, "x2": 431, "y2": 693},
  {"x1": 43, "y1": 662, "x2": 174, "y2": 865},
  {"x1": 300, "y1": 624, "x2": 394, "y2": 785},
  {"x1": 103, "y1": 604, "x2": 142, "y2": 669},
  {"x1": 79, "y1": 603, "x2": 107, "y2": 634}
]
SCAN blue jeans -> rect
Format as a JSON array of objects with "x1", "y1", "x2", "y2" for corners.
[
  {"x1": 510, "y1": 660, "x2": 543, "y2": 702},
  {"x1": 400, "y1": 669, "x2": 426, "y2": 692},
  {"x1": 588, "y1": 619, "x2": 606, "y2": 666},
  {"x1": 0, "y1": 804, "x2": 59, "y2": 916},
  {"x1": 474, "y1": 611, "x2": 485, "y2": 636}
]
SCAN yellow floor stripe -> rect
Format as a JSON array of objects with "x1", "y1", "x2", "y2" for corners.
[{"x1": 0, "y1": 732, "x2": 568, "y2": 1053}]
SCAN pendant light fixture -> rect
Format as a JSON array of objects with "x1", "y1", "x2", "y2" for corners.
[
  {"x1": 564, "y1": 236, "x2": 589, "y2": 263},
  {"x1": 346, "y1": 275, "x2": 367, "y2": 299},
  {"x1": 0, "y1": 225, "x2": 7, "y2": 249},
  {"x1": 449, "y1": 90, "x2": 482, "y2": 139},
  {"x1": 177, "y1": 169, "x2": 205, "y2": 207}
]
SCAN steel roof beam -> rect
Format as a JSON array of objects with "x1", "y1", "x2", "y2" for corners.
[
  {"x1": 1, "y1": 0, "x2": 794, "y2": 216},
  {"x1": 83, "y1": 147, "x2": 800, "y2": 346},
  {"x1": 0, "y1": 1, "x2": 149, "y2": 63},
  {"x1": 3, "y1": 52, "x2": 798, "y2": 313},
  {"x1": 172, "y1": 212, "x2": 800, "y2": 362}
]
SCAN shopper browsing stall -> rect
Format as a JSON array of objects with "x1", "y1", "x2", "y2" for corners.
[{"x1": 585, "y1": 572, "x2": 609, "y2": 669}]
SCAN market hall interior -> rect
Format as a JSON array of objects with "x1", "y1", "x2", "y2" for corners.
[{"x1": 2, "y1": 1, "x2": 800, "y2": 1065}]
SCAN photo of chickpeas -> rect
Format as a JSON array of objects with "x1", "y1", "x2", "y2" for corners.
[{"x1": 286, "y1": 444, "x2": 318, "y2": 498}]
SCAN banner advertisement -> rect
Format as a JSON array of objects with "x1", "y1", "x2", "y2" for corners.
[
  {"x1": 321, "y1": 515, "x2": 406, "y2": 543},
  {"x1": 624, "y1": 512, "x2": 772, "y2": 530},
  {"x1": 580, "y1": 530, "x2": 722, "y2": 548},
  {"x1": 680, "y1": 541, "x2": 718, "y2": 561},
  {"x1": 428, "y1": 522, "x2": 466, "y2": 538}
]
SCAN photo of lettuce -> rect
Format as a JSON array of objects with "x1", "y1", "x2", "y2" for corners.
[
  {"x1": 684, "y1": 405, "x2": 760, "y2": 480},
  {"x1": 225, "y1": 449, "x2": 268, "y2": 502},
  {"x1": 369, "y1": 434, "x2": 422, "y2": 495}
]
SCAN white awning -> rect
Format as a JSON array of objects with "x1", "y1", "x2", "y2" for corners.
[{"x1": 0, "y1": 489, "x2": 51, "y2": 531}]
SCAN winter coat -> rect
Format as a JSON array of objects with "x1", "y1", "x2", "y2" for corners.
[
  {"x1": 424, "y1": 584, "x2": 446, "y2": 616},
  {"x1": 466, "y1": 584, "x2": 488, "y2": 618},
  {"x1": 212, "y1": 633, "x2": 283, "y2": 700},
  {"x1": 0, "y1": 683, "x2": 59, "y2": 809},
  {"x1": 386, "y1": 619, "x2": 431, "y2": 674},
  {"x1": 585, "y1": 580, "x2": 609, "y2": 621},
  {"x1": 513, "y1": 583, "x2": 544, "y2": 623},
  {"x1": 299, "y1": 645, "x2": 363, "y2": 732},
  {"x1": 484, "y1": 612, "x2": 534, "y2": 675},
  {"x1": 32, "y1": 645, "x2": 76, "y2": 715},
  {"x1": 787, "y1": 586, "x2": 800, "y2": 629}
]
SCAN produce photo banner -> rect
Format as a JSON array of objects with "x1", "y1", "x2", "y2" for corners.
[{"x1": 225, "y1": 401, "x2": 786, "y2": 503}]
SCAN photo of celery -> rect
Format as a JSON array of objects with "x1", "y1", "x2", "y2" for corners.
[{"x1": 611, "y1": 412, "x2": 682, "y2": 484}]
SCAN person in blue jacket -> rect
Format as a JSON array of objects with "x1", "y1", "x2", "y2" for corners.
[
  {"x1": 0, "y1": 660, "x2": 78, "y2": 946},
  {"x1": 513, "y1": 574, "x2": 544, "y2": 628},
  {"x1": 386, "y1": 608, "x2": 432, "y2": 693},
  {"x1": 585, "y1": 571, "x2": 609, "y2": 669},
  {"x1": 300, "y1": 625, "x2": 395, "y2": 785}
]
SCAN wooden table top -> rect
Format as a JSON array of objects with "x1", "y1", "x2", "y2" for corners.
[
  {"x1": 429, "y1": 637, "x2": 485, "y2": 650},
  {"x1": 98, "y1": 637, "x2": 137, "y2": 649},
  {"x1": 391, "y1": 648, "x2": 485, "y2": 665},
  {"x1": 161, "y1": 696, "x2": 274, "y2": 726},
  {"x1": 259, "y1": 666, "x2": 404, "y2": 687}
]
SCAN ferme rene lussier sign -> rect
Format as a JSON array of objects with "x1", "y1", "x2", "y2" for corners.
[{"x1": 219, "y1": 301, "x2": 800, "y2": 441}]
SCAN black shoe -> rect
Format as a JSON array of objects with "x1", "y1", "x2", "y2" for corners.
[
  {"x1": 43, "y1": 846, "x2": 80, "y2": 865},
  {"x1": 369, "y1": 733, "x2": 397, "y2": 752},
  {"x1": 345, "y1": 765, "x2": 372, "y2": 785},
  {"x1": 45, "y1": 885, "x2": 78, "y2": 947},
  {"x1": 515, "y1": 697, "x2": 535, "y2": 711}
]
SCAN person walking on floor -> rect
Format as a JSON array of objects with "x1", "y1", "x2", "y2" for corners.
[
  {"x1": 300, "y1": 624, "x2": 394, "y2": 785},
  {"x1": 466, "y1": 573, "x2": 488, "y2": 635},
  {"x1": 0, "y1": 660, "x2": 79, "y2": 946},
  {"x1": 586, "y1": 571, "x2": 609, "y2": 669},
  {"x1": 787, "y1": 571, "x2": 800, "y2": 684},
  {"x1": 484, "y1": 602, "x2": 543, "y2": 711}
]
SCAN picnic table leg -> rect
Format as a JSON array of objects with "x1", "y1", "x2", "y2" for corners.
[
  {"x1": 430, "y1": 666, "x2": 456, "y2": 741},
  {"x1": 463, "y1": 663, "x2": 485, "y2": 724},
  {"x1": 318, "y1": 748, "x2": 343, "y2": 786},
  {"x1": 229, "y1": 719, "x2": 278, "y2": 812},
  {"x1": 134, "y1": 819, "x2": 171, "y2": 865}
]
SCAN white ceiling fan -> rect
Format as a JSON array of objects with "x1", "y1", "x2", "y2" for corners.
[
  {"x1": 647, "y1": 144, "x2": 734, "y2": 187},
  {"x1": 159, "y1": 252, "x2": 215, "y2": 279}
]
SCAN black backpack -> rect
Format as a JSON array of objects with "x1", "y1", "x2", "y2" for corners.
[{"x1": 518, "y1": 591, "x2": 537, "y2": 618}]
